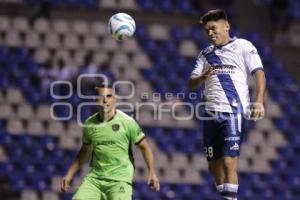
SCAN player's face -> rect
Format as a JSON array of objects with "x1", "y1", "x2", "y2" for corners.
[
  {"x1": 96, "y1": 87, "x2": 116, "y2": 113},
  {"x1": 204, "y1": 20, "x2": 230, "y2": 46}
]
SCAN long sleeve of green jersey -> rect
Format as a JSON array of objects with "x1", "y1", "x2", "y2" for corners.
[
  {"x1": 127, "y1": 119, "x2": 145, "y2": 145},
  {"x1": 82, "y1": 126, "x2": 92, "y2": 145}
]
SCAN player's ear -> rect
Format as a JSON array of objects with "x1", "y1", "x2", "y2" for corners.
[{"x1": 225, "y1": 21, "x2": 230, "y2": 32}]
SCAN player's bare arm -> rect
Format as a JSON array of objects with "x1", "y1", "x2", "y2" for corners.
[
  {"x1": 189, "y1": 67, "x2": 214, "y2": 91},
  {"x1": 61, "y1": 144, "x2": 91, "y2": 192},
  {"x1": 251, "y1": 69, "x2": 266, "y2": 121},
  {"x1": 137, "y1": 138, "x2": 160, "y2": 192}
]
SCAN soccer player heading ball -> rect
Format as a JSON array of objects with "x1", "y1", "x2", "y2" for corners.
[
  {"x1": 189, "y1": 9, "x2": 266, "y2": 200},
  {"x1": 61, "y1": 83, "x2": 160, "y2": 199}
]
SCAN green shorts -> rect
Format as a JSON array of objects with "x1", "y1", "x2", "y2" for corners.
[{"x1": 72, "y1": 176, "x2": 132, "y2": 200}]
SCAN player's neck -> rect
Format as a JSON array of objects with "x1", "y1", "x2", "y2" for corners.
[
  {"x1": 216, "y1": 35, "x2": 231, "y2": 47},
  {"x1": 98, "y1": 109, "x2": 116, "y2": 122}
]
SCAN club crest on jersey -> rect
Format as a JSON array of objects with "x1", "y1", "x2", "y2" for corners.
[
  {"x1": 119, "y1": 186, "x2": 125, "y2": 193},
  {"x1": 230, "y1": 43, "x2": 237, "y2": 50},
  {"x1": 112, "y1": 124, "x2": 120, "y2": 132}
]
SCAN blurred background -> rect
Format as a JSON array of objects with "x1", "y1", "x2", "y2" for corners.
[{"x1": 0, "y1": 0, "x2": 300, "y2": 200}]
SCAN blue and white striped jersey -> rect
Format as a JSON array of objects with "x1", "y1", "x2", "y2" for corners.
[{"x1": 191, "y1": 37, "x2": 264, "y2": 114}]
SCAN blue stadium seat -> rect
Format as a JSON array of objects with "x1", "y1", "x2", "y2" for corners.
[
  {"x1": 0, "y1": 163, "x2": 15, "y2": 174},
  {"x1": 160, "y1": 41, "x2": 177, "y2": 55},
  {"x1": 137, "y1": 0, "x2": 154, "y2": 11},
  {"x1": 0, "y1": 46, "x2": 8, "y2": 61},
  {"x1": 142, "y1": 40, "x2": 156, "y2": 53},
  {"x1": 61, "y1": 192, "x2": 73, "y2": 200},
  {"x1": 175, "y1": 0, "x2": 192, "y2": 13},
  {"x1": 10, "y1": 175, "x2": 26, "y2": 191},
  {"x1": 170, "y1": 26, "x2": 186, "y2": 42},
  {"x1": 159, "y1": 0, "x2": 173, "y2": 12},
  {"x1": 135, "y1": 25, "x2": 149, "y2": 40}
]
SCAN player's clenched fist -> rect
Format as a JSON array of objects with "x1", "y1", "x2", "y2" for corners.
[
  {"x1": 147, "y1": 172, "x2": 160, "y2": 192},
  {"x1": 251, "y1": 102, "x2": 265, "y2": 121},
  {"x1": 61, "y1": 175, "x2": 72, "y2": 192}
]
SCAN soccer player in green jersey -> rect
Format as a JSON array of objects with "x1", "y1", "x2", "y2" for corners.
[{"x1": 61, "y1": 83, "x2": 160, "y2": 200}]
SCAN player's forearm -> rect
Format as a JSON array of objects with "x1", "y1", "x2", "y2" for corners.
[
  {"x1": 188, "y1": 76, "x2": 206, "y2": 91},
  {"x1": 254, "y1": 70, "x2": 266, "y2": 103},
  {"x1": 140, "y1": 145, "x2": 156, "y2": 173},
  {"x1": 66, "y1": 159, "x2": 81, "y2": 177},
  {"x1": 66, "y1": 148, "x2": 90, "y2": 177}
]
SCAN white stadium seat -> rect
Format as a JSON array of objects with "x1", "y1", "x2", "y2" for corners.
[
  {"x1": 21, "y1": 190, "x2": 39, "y2": 200},
  {"x1": 73, "y1": 50, "x2": 86, "y2": 67},
  {"x1": 17, "y1": 104, "x2": 35, "y2": 119},
  {"x1": 102, "y1": 37, "x2": 119, "y2": 52},
  {"x1": 100, "y1": 0, "x2": 117, "y2": 9},
  {"x1": 92, "y1": 51, "x2": 109, "y2": 65},
  {"x1": 0, "y1": 103, "x2": 14, "y2": 119},
  {"x1": 12, "y1": 17, "x2": 29, "y2": 32},
  {"x1": 179, "y1": 40, "x2": 199, "y2": 57},
  {"x1": 111, "y1": 51, "x2": 130, "y2": 67},
  {"x1": 7, "y1": 119, "x2": 24, "y2": 135},
  {"x1": 26, "y1": 120, "x2": 44, "y2": 135},
  {"x1": 0, "y1": 16, "x2": 10, "y2": 32},
  {"x1": 90, "y1": 21, "x2": 107, "y2": 37},
  {"x1": 25, "y1": 32, "x2": 41, "y2": 48},
  {"x1": 119, "y1": 0, "x2": 138, "y2": 10},
  {"x1": 72, "y1": 20, "x2": 90, "y2": 35},
  {"x1": 83, "y1": 35, "x2": 99, "y2": 50},
  {"x1": 53, "y1": 19, "x2": 70, "y2": 35},
  {"x1": 34, "y1": 48, "x2": 50, "y2": 64},
  {"x1": 34, "y1": 18, "x2": 51, "y2": 33},
  {"x1": 36, "y1": 105, "x2": 52, "y2": 121},
  {"x1": 59, "y1": 133, "x2": 77, "y2": 150},
  {"x1": 132, "y1": 52, "x2": 151, "y2": 69},
  {"x1": 148, "y1": 24, "x2": 169, "y2": 41},
  {"x1": 120, "y1": 38, "x2": 140, "y2": 53},
  {"x1": 170, "y1": 154, "x2": 189, "y2": 169},
  {"x1": 5, "y1": 31, "x2": 22, "y2": 47},
  {"x1": 51, "y1": 177, "x2": 61, "y2": 192},
  {"x1": 44, "y1": 33, "x2": 60, "y2": 49},
  {"x1": 41, "y1": 191, "x2": 59, "y2": 200},
  {"x1": 5, "y1": 88, "x2": 25, "y2": 104},
  {"x1": 190, "y1": 154, "x2": 208, "y2": 170},
  {"x1": 63, "y1": 34, "x2": 80, "y2": 50},
  {"x1": 0, "y1": 146, "x2": 7, "y2": 161},
  {"x1": 47, "y1": 121, "x2": 65, "y2": 136}
]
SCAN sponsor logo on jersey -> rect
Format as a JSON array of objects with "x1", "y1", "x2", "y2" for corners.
[
  {"x1": 250, "y1": 49, "x2": 258, "y2": 55},
  {"x1": 119, "y1": 186, "x2": 125, "y2": 193},
  {"x1": 112, "y1": 124, "x2": 120, "y2": 132},
  {"x1": 96, "y1": 140, "x2": 116, "y2": 145},
  {"x1": 230, "y1": 142, "x2": 239, "y2": 150},
  {"x1": 231, "y1": 99, "x2": 238, "y2": 107},
  {"x1": 225, "y1": 136, "x2": 240, "y2": 141},
  {"x1": 230, "y1": 43, "x2": 237, "y2": 50}
]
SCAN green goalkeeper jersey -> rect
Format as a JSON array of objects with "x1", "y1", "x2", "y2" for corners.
[{"x1": 82, "y1": 110, "x2": 145, "y2": 184}]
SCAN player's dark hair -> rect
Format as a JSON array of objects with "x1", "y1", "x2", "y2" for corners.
[
  {"x1": 200, "y1": 9, "x2": 228, "y2": 25},
  {"x1": 95, "y1": 83, "x2": 113, "y2": 90}
]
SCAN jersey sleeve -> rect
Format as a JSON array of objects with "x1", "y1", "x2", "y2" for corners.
[
  {"x1": 190, "y1": 52, "x2": 205, "y2": 77},
  {"x1": 127, "y1": 119, "x2": 145, "y2": 145},
  {"x1": 243, "y1": 40, "x2": 264, "y2": 74},
  {"x1": 82, "y1": 126, "x2": 92, "y2": 145}
]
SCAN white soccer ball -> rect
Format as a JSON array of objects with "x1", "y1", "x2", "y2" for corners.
[{"x1": 108, "y1": 13, "x2": 136, "y2": 41}]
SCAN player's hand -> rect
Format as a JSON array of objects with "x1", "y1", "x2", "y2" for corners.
[
  {"x1": 61, "y1": 174, "x2": 72, "y2": 192},
  {"x1": 203, "y1": 66, "x2": 215, "y2": 80},
  {"x1": 251, "y1": 102, "x2": 264, "y2": 121},
  {"x1": 147, "y1": 172, "x2": 160, "y2": 192}
]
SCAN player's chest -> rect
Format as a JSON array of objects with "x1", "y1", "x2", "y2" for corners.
[
  {"x1": 213, "y1": 46, "x2": 242, "y2": 61},
  {"x1": 89, "y1": 123, "x2": 128, "y2": 144}
]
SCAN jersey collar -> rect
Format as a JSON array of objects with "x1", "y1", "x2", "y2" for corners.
[
  {"x1": 97, "y1": 111, "x2": 117, "y2": 123},
  {"x1": 214, "y1": 36, "x2": 237, "y2": 49}
]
